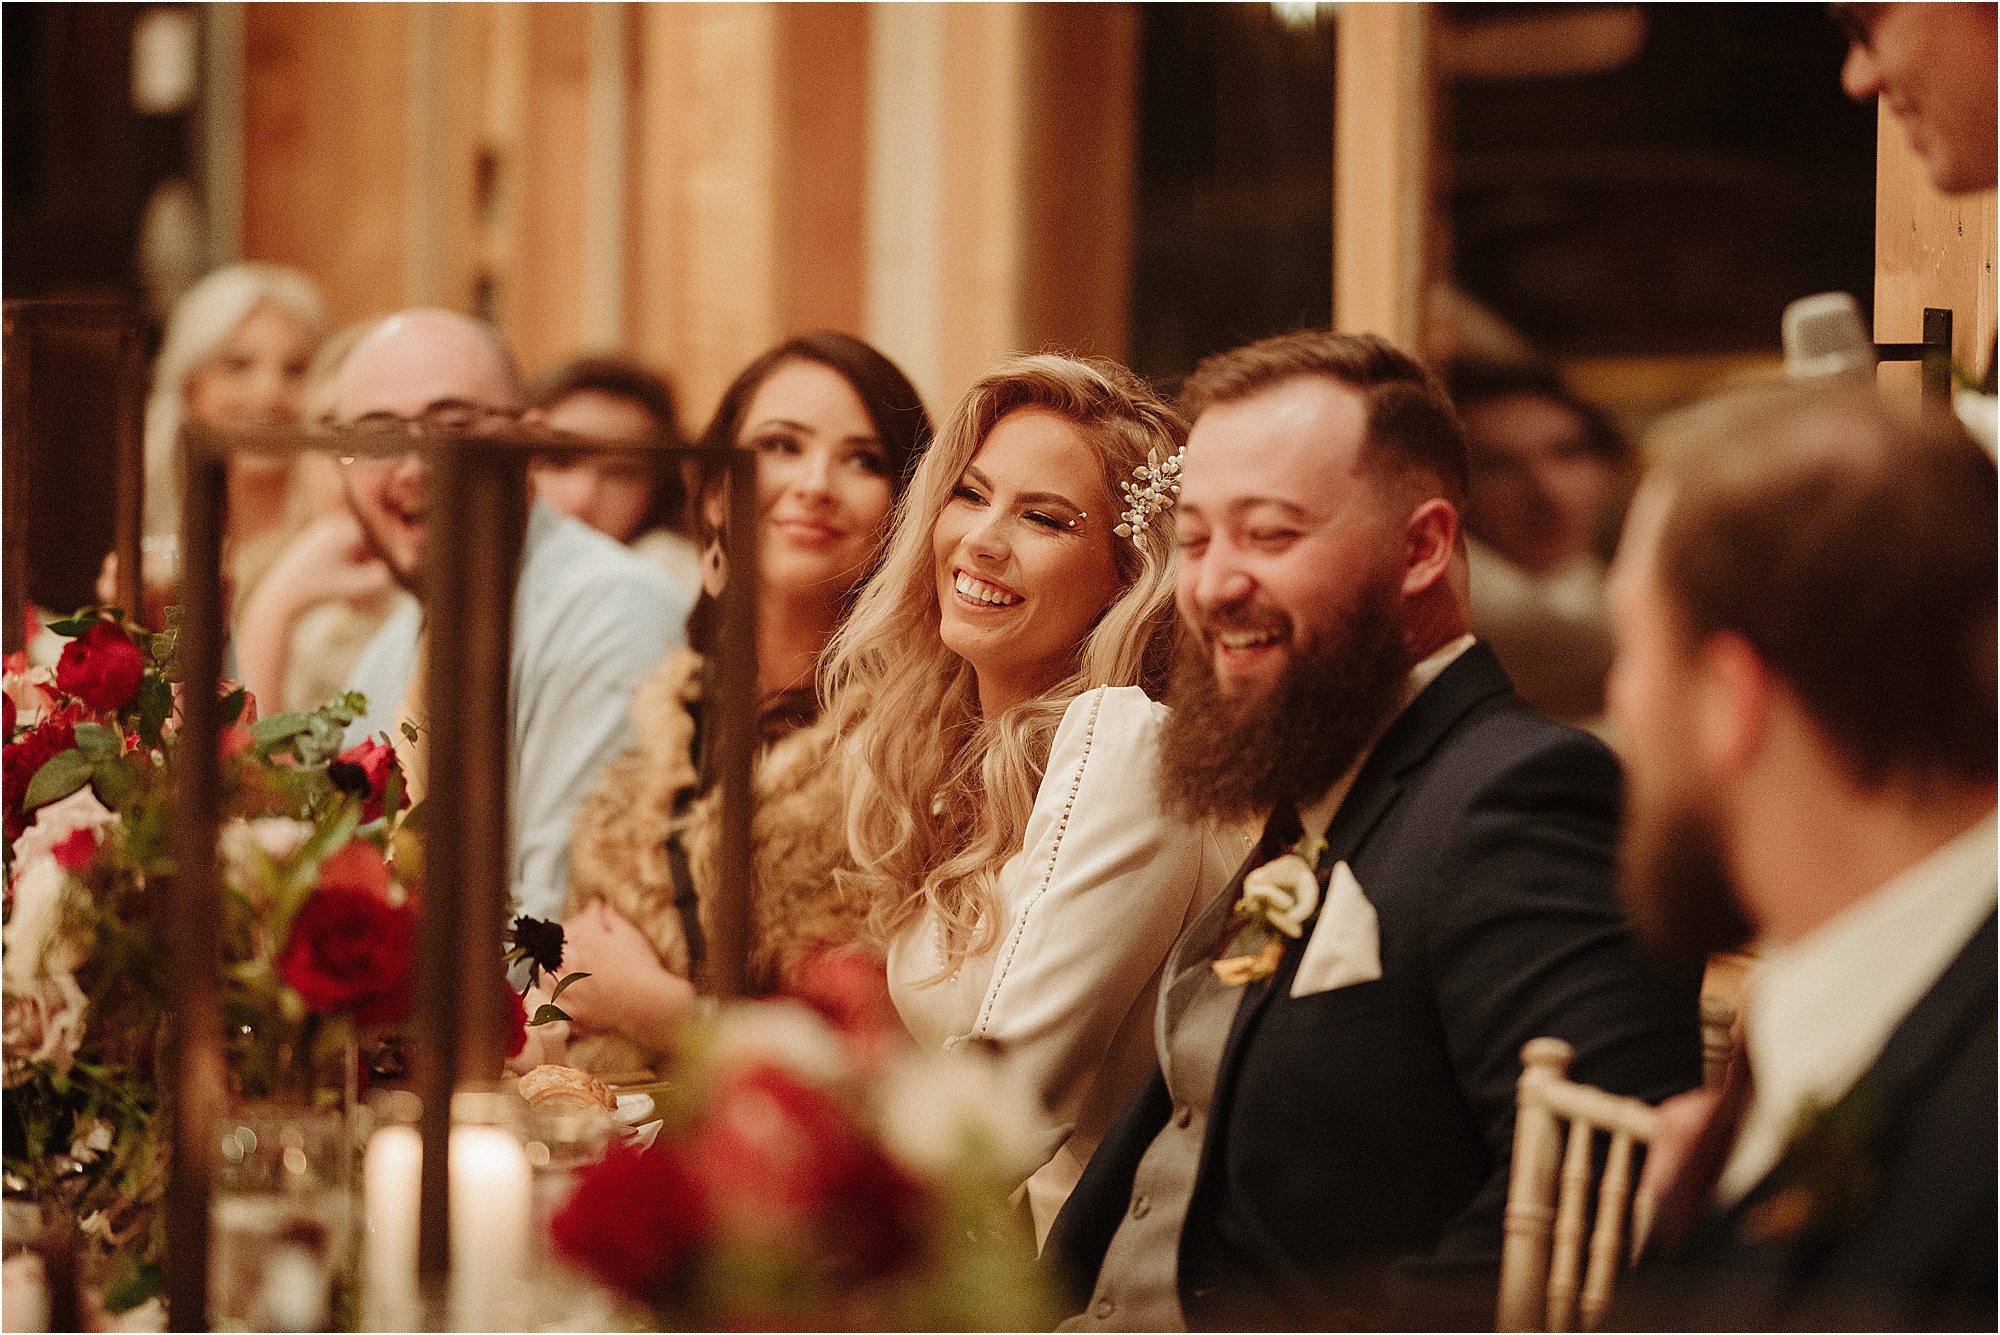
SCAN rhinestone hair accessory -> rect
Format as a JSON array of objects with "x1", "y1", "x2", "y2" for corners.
[{"x1": 1114, "y1": 448, "x2": 1184, "y2": 540}]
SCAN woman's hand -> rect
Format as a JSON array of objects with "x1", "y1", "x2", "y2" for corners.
[
  {"x1": 236, "y1": 508, "x2": 395, "y2": 707},
  {"x1": 554, "y1": 900, "x2": 697, "y2": 1055}
]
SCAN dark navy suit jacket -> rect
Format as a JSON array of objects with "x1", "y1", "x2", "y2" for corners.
[
  {"x1": 1047, "y1": 642, "x2": 1703, "y2": 1329},
  {"x1": 1625, "y1": 913, "x2": 1997, "y2": 1331}
]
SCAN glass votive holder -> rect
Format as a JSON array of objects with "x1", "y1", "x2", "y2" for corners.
[{"x1": 208, "y1": 1103, "x2": 351, "y2": 1333}]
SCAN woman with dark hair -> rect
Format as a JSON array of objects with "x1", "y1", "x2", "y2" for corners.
[
  {"x1": 1445, "y1": 358, "x2": 1633, "y2": 727},
  {"x1": 526, "y1": 356, "x2": 701, "y2": 588},
  {"x1": 542, "y1": 332, "x2": 932, "y2": 1073}
]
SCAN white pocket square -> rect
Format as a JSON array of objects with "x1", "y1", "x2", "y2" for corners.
[{"x1": 1290, "y1": 860, "x2": 1383, "y2": 998}]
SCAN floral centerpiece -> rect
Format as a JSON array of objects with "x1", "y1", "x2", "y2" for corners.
[
  {"x1": 3, "y1": 606, "x2": 418, "y2": 1314},
  {"x1": 551, "y1": 950, "x2": 1056, "y2": 1330}
]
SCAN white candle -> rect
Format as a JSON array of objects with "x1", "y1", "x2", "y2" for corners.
[
  {"x1": 448, "y1": 1125, "x2": 533, "y2": 1331},
  {"x1": 361, "y1": 1123, "x2": 534, "y2": 1332},
  {"x1": 361, "y1": 1126, "x2": 421, "y2": 1331}
]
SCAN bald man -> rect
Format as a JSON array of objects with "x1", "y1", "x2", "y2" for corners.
[{"x1": 335, "y1": 309, "x2": 692, "y2": 923}]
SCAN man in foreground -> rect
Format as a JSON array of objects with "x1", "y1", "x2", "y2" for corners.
[
  {"x1": 331, "y1": 308, "x2": 691, "y2": 922},
  {"x1": 1048, "y1": 331, "x2": 1701, "y2": 1329},
  {"x1": 1612, "y1": 379, "x2": 1995, "y2": 1328}
]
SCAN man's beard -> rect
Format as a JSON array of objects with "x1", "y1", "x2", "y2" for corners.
[
  {"x1": 1159, "y1": 579, "x2": 1410, "y2": 825},
  {"x1": 1619, "y1": 784, "x2": 1755, "y2": 968}
]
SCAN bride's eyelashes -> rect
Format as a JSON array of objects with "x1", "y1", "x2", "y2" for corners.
[{"x1": 949, "y1": 480, "x2": 1082, "y2": 533}]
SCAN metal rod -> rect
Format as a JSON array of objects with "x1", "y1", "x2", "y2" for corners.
[
  {"x1": 3, "y1": 306, "x2": 29, "y2": 655},
  {"x1": 414, "y1": 439, "x2": 526, "y2": 1296},
  {"x1": 114, "y1": 316, "x2": 147, "y2": 624},
  {"x1": 708, "y1": 448, "x2": 761, "y2": 998},
  {"x1": 165, "y1": 427, "x2": 230, "y2": 1332}
]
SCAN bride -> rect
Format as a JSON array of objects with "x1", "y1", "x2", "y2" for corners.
[{"x1": 824, "y1": 354, "x2": 1242, "y2": 1241}]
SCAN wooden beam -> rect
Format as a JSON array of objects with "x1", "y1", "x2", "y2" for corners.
[
  {"x1": 1871, "y1": 102, "x2": 1998, "y2": 408},
  {"x1": 1335, "y1": 3, "x2": 1433, "y2": 352}
]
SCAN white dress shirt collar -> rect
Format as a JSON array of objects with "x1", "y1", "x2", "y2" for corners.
[{"x1": 1719, "y1": 810, "x2": 1999, "y2": 1204}]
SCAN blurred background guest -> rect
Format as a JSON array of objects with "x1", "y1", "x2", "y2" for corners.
[
  {"x1": 554, "y1": 332, "x2": 932, "y2": 1072},
  {"x1": 527, "y1": 355, "x2": 702, "y2": 590},
  {"x1": 235, "y1": 319, "x2": 410, "y2": 713},
  {"x1": 1447, "y1": 359, "x2": 1633, "y2": 727},
  {"x1": 102, "y1": 261, "x2": 327, "y2": 627}
]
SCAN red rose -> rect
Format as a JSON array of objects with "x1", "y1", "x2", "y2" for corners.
[
  {"x1": 784, "y1": 948, "x2": 908, "y2": 1068},
  {"x1": 328, "y1": 738, "x2": 403, "y2": 824},
  {"x1": 691, "y1": 1063, "x2": 925, "y2": 1279},
  {"x1": 4, "y1": 706, "x2": 83, "y2": 841},
  {"x1": 52, "y1": 828, "x2": 98, "y2": 871},
  {"x1": 55, "y1": 623, "x2": 145, "y2": 712},
  {"x1": 316, "y1": 840, "x2": 393, "y2": 899},
  {"x1": 279, "y1": 843, "x2": 414, "y2": 1023},
  {"x1": 552, "y1": 1142, "x2": 711, "y2": 1302},
  {"x1": 505, "y1": 982, "x2": 528, "y2": 1060}
]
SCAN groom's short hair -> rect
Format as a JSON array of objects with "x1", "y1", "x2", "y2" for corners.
[{"x1": 1178, "y1": 331, "x2": 1469, "y2": 507}]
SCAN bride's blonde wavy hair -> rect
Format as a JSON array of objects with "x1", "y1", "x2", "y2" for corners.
[{"x1": 823, "y1": 354, "x2": 1186, "y2": 980}]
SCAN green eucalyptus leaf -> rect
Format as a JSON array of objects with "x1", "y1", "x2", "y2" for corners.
[
  {"x1": 528, "y1": 1004, "x2": 572, "y2": 1027},
  {"x1": 134, "y1": 676, "x2": 173, "y2": 749},
  {"x1": 251, "y1": 711, "x2": 312, "y2": 752},
  {"x1": 72, "y1": 722, "x2": 120, "y2": 762},
  {"x1": 23, "y1": 749, "x2": 92, "y2": 810},
  {"x1": 91, "y1": 757, "x2": 137, "y2": 808},
  {"x1": 549, "y1": 970, "x2": 591, "y2": 1004}
]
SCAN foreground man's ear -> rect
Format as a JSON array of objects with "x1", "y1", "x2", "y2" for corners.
[{"x1": 1400, "y1": 496, "x2": 1460, "y2": 599}]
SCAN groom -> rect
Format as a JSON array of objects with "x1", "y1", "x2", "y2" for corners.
[{"x1": 1047, "y1": 332, "x2": 1701, "y2": 1329}]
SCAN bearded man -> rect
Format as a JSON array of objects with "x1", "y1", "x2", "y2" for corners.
[
  {"x1": 1610, "y1": 381, "x2": 1996, "y2": 1328},
  {"x1": 1047, "y1": 331, "x2": 1701, "y2": 1330}
]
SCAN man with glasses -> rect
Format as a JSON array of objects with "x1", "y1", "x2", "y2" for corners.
[{"x1": 332, "y1": 308, "x2": 692, "y2": 925}]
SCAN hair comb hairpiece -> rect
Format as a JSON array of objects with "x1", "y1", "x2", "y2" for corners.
[{"x1": 1114, "y1": 447, "x2": 1184, "y2": 540}]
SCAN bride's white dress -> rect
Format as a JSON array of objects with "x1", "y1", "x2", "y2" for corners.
[{"x1": 886, "y1": 686, "x2": 1245, "y2": 1243}]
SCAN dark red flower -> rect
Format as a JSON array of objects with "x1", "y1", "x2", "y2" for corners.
[
  {"x1": 278, "y1": 843, "x2": 414, "y2": 1023},
  {"x1": 505, "y1": 982, "x2": 528, "y2": 1060},
  {"x1": 692, "y1": 1063, "x2": 926, "y2": 1280},
  {"x1": 4, "y1": 706, "x2": 83, "y2": 841},
  {"x1": 552, "y1": 1142, "x2": 711, "y2": 1302},
  {"x1": 328, "y1": 738, "x2": 403, "y2": 823},
  {"x1": 55, "y1": 623, "x2": 145, "y2": 712},
  {"x1": 784, "y1": 948, "x2": 908, "y2": 1068},
  {"x1": 316, "y1": 840, "x2": 393, "y2": 900}
]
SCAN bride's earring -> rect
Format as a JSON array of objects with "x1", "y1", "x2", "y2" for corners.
[{"x1": 700, "y1": 538, "x2": 728, "y2": 597}]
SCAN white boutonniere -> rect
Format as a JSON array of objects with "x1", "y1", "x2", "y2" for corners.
[{"x1": 1212, "y1": 831, "x2": 1327, "y2": 986}]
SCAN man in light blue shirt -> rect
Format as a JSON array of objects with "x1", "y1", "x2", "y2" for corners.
[{"x1": 332, "y1": 309, "x2": 691, "y2": 923}]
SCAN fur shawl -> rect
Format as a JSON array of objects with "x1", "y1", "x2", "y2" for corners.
[{"x1": 564, "y1": 651, "x2": 870, "y2": 1062}]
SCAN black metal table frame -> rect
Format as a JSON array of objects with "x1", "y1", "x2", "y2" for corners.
[{"x1": 165, "y1": 421, "x2": 760, "y2": 1330}]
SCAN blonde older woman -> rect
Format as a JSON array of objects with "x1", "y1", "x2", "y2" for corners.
[
  {"x1": 824, "y1": 355, "x2": 1242, "y2": 1241},
  {"x1": 105, "y1": 262, "x2": 327, "y2": 628}
]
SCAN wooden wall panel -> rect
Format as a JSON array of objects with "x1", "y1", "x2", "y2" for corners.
[
  {"x1": 1871, "y1": 105, "x2": 1998, "y2": 406},
  {"x1": 775, "y1": 5, "x2": 868, "y2": 341},
  {"x1": 1021, "y1": 5, "x2": 1137, "y2": 364},
  {"x1": 511, "y1": 4, "x2": 593, "y2": 374},
  {"x1": 243, "y1": 4, "x2": 410, "y2": 326},
  {"x1": 1334, "y1": 3, "x2": 1433, "y2": 351},
  {"x1": 937, "y1": 3, "x2": 1027, "y2": 404}
]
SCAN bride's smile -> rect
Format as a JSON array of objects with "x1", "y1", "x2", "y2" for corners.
[{"x1": 930, "y1": 407, "x2": 1124, "y2": 716}]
